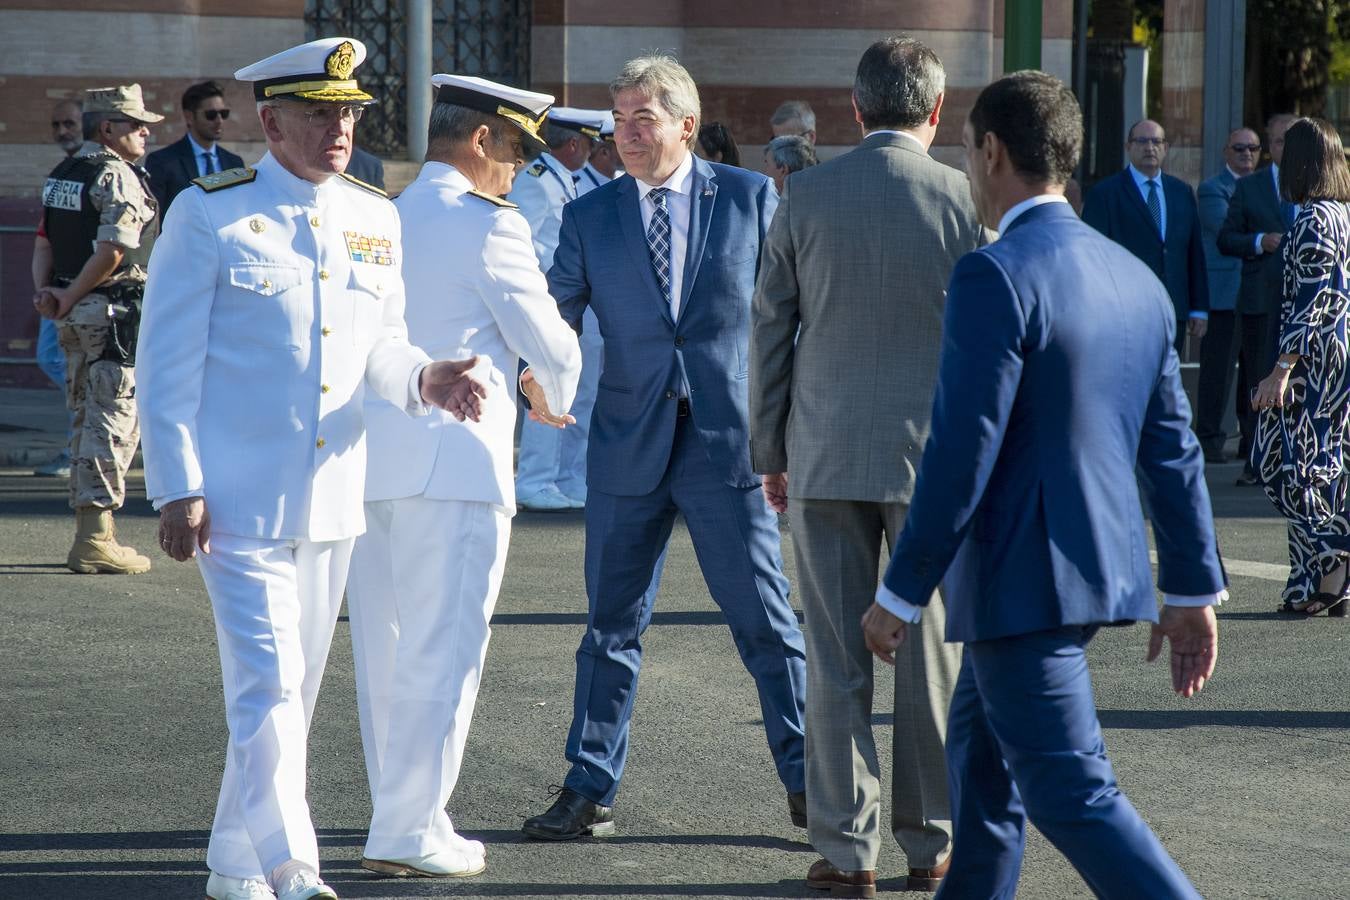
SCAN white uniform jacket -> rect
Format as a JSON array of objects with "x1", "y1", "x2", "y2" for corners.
[
  {"x1": 505, "y1": 152, "x2": 577, "y2": 270},
  {"x1": 136, "y1": 153, "x2": 431, "y2": 541},
  {"x1": 363, "y1": 162, "x2": 582, "y2": 511}
]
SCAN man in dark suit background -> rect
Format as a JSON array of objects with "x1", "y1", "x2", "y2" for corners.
[
  {"x1": 345, "y1": 144, "x2": 385, "y2": 190},
  {"x1": 1219, "y1": 112, "x2": 1297, "y2": 485},
  {"x1": 144, "y1": 81, "x2": 245, "y2": 213},
  {"x1": 519, "y1": 54, "x2": 807, "y2": 842},
  {"x1": 1195, "y1": 127, "x2": 1260, "y2": 463},
  {"x1": 1083, "y1": 119, "x2": 1209, "y2": 352},
  {"x1": 862, "y1": 71, "x2": 1224, "y2": 898}
]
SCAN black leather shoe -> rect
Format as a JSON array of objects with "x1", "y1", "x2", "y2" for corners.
[
  {"x1": 788, "y1": 791, "x2": 807, "y2": 828},
  {"x1": 521, "y1": 787, "x2": 615, "y2": 841}
]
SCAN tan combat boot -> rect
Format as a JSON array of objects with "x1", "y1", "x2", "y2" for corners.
[{"x1": 67, "y1": 507, "x2": 152, "y2": 575}]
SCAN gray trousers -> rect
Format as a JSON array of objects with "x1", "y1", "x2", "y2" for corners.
[{"x1": 790, "y1": 498, "x2": 960, "y2": 872}]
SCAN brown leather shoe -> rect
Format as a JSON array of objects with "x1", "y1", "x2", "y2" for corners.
[
  {"x1": 906, "y1": 856, "x2": 951, "y2": 892},
  {"x1": 806, "y1": 859, "x2": 876, "y2": 898}
]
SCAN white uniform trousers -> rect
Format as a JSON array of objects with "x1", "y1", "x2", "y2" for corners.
[
  {"x1": 516, "y1": 307, "x2": 600, "y2": 501},
  {"x1": 346, "y1": 496, "x2": 511, "y2": 860},
  {"x1": 196, "y1": 532, "x2": 354, "y2": 882}
]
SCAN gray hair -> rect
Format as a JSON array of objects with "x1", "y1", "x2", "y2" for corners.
[
  {"x1": 610, "y1": 54, "x2": 701, "y2": 149},
  {"x1": 82, "y1": 111, "x2": 113, "y2": 140},
  {"x1": 770, "y1": 100, "x2": 816, "y2": 135},
  {"x1": 853, "y1": 36, "x2": 945, "y2": 131},
  {"x1": 766, "y1": 135, "x2": 818, "y2": 173},
  {"x1": 542, "y1": 120, "x2": 592, "y2": 151},
  {"x1": 428, "y1": 102, "x2": 506, "y2": 150}
]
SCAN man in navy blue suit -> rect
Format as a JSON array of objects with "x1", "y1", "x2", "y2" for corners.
[
  {"x1": 520, "y1": 55, "x2": 807, "y2": 841},
  {"x1": 1083, "y1": 119, "x2": 1209, "y2": 353},
  {"x1": 145, "y1": 81, "x2": 245, "y2": 213},
  {"x1": 862, "y1": 72, "x2": 1226, "y2": 898}
]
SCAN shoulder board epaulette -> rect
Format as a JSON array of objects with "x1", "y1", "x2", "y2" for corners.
[
  {"x1": 466, "y1": 189, "x2": 517, "y2": 209},
  {"x1": 192, "y1": 167, "x2": 256, "y2": 193},
  {"x1": 338, "y1": 172, "x2": 388, "y2": 197},
  {"x1": 525, "y1": 161, "x2": 547, "y2": 177}
]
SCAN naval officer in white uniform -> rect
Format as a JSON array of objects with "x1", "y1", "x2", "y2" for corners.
[
  {"x1": 134, "y1": 38, "x2": 485, "y2": 900},
  {"x1": 346, "y1": 74, "x2": 582, "y2": 880},
  {"x1": 509, "y1": 107, "x2": 607, "y2": 510}
]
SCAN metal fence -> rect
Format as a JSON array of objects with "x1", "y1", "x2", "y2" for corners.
[{"x1": 305, "y1": 0, "x2": 532, "y2": 158}]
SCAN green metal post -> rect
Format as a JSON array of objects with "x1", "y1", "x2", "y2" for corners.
[{"x1": 1004, "y1": 0, "x2": 1043, "y2": 72}]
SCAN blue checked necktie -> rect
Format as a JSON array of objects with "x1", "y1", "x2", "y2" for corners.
[
  {"x1": 646, "y1": 187, "x2": 672, "y2": 304},
  {"x1": 1146, "y1": 178, "x2": 1162, "y2": 235}
]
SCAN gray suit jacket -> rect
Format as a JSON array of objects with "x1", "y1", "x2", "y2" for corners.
[
  {"x1": 749, "y1": 132, "x2": 989, "y2": 502},
  {"x1": 1197, "y1": 168, "x2": 1240, "y2": 312}
]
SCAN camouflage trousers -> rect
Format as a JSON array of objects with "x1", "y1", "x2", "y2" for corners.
[{"x1": 57, "y1": 294, "x2": 139, "y2": 510}]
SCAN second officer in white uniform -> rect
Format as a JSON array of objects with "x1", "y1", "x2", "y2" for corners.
[
  {"x1": 346, "y1": 74, "x2": 582, "y2": 879},
  {"x1": 509, "y1": 106, "x2": 607, "y2": 510},
  {"x1": 135, "y1": 38, "x2": 485, "y2": 900}
]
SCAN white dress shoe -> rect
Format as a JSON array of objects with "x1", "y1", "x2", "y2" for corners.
[
  {"x1": 517, "y1": 486, "x2": 574, "y2": 511},
  {"x1": 361, "y1": 847, "x2": 486, "y2": 878},
  {"x1": 449, "y1": 831, "x2": 486, "y2": 859},
  {"x1": 273, "y1": 868, "x2": 337, "y2": 900},
  {"x1": 205, "y1": 871, "x2": 274, "y2": 899}
]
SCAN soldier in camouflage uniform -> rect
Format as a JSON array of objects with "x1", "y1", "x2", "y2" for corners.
[{"x1": 35, "y1": 84, "x2": 162, "y2": 574}]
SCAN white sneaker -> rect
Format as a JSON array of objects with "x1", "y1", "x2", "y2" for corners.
[
  {"x1": 361, "y1": 847, "x2": 486, "y2": 878},
  {"x1": 517, "y1": 486, "x2": 573, "y2": 511},
  {"x1": 273, "y1": 867, "x2": 337, "y2": 900},
  {"x1": 205, "y1": 871, "x2": 274, "y2": 900}
]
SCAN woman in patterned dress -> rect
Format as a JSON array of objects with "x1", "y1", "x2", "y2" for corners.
[{"x1": 1251, "y1": 117, "x2": 1350, "y2": 615}]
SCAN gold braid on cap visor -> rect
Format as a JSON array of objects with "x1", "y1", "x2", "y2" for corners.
[
  {"x1": 263, "y1": 79, "x2": 375, "y2": 103},
  {"x1": 497, "y1": 105, "x2": 547, "y2": 141}
]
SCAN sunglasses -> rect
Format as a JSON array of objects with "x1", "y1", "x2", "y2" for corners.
[
  {"x1": 1229, "y1": 143, "x2": 1260, "y2": 152},
  {"x1": 202, "y1": 108, "x2": 231, "y2": 121}
]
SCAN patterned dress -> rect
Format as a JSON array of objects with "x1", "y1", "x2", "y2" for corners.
[{"x1": 1252, "y1": 199, "x2": 1350, "y2": 606}]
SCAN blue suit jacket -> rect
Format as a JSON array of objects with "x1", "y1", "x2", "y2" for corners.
[
  {"x1": 144, "y1": 134, "x2": 245, "y2": 215},
  {"x1": 548, "y1": 157, "x2": 777, "y2": 496},
  {"x1": 882, "y1": 203, "x2": 1226, "y2": 643},
  {"x1": 1197, "y1": 169, "x2": 1240, "y2": 312},
  {"x1": 1083, "y1": 168, "x2": 1209, "y2": 321}
]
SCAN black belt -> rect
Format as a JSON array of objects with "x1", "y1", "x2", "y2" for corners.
[{"x1": 676, "y1": 398, "x2": 690, "y2": 417}]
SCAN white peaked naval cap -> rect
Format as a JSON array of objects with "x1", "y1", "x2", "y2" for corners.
[
  {"x1": 235, "y1": 37, "x2": 375, "y2": 104},
  {"x1": 430, "y1": 73, "x2": 555, "y2": 152},
  {"x1": 548, "y1": 107, "x2": 609, "y2": 140}
]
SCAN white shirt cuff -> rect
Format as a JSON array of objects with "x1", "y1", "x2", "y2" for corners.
[
  {"x1": 1253, "y1": 233, "x2": 1265, "y2": 254},
  {"x1": 1163, "y1": 590, "x2": 1227, "y2": 607},
  {"x1": 407, "y1": 362, "x2": 430, "y2": 415},
  {"x1": 1189, "y1": 311, "x2": 1208, "y2": 320},
  {"x1": 875, "y1": 583, "x2": 925, "y2": 624}
]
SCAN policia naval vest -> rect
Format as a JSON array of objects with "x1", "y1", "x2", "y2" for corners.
[
  {"x1": 40, "y1": 151, "x2": 157, "y2": 363},
  {"x1": 41, "y1": 152, "x2": 156, "y2": 282}
]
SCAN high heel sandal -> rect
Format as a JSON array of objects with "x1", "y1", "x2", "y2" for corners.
[{"x1": 1286, "y1": 564, "x2": 1350, "y2": 616}]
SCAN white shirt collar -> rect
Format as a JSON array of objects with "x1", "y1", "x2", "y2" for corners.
[
  {"x1": 865, "y1": 129, "x2": 928, "y2": 153},
  {"x1": 187, "y1": 132, "x2": 216, "y2": 158},
  {"x1": 997, "y1": 193, "x2": 1070, "y2": 235},
  {"x1": 421, "y1": 160, "x2": 471, "y2": 190},
  {"x1": 636, "y1": 151, "x2": 695, "y2": 201},
  {"x1": 256, "y1": 152, "x2": 332, "y2": 204}
]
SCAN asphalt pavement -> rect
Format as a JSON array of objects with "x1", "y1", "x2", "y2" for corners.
[{"x1": 1, "y1": 448, "x2": 1349, "y2": 899}]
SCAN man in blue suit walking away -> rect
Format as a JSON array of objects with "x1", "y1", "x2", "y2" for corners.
[
  {"x1": 862, "y1": 71, "x2": 1226, "y2": 899},
  {"x1": 521, "y1": 54, "x2": 808, "y2": 841}
]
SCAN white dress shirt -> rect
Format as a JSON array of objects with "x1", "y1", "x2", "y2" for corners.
[
  {"x1": 1255, "y1": 164, "x2": 1281, "y2": 254},
  {"x1": 635, "y1": 150, "x2": 695, "y2": 320},
  {"x1": 874, "y1": 191, "x2": 1227, "y2": 624}
]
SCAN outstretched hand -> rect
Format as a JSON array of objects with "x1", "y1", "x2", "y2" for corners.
[
  {"x1": 521, "y1": 369, "x2": 575, "y2": 429},
  {"x1": 420, "y1": 357, "x2": 487, "y2": 422},
  {"x1": 1147, "y1": 605, "x2": 1218, "y2": 698}
]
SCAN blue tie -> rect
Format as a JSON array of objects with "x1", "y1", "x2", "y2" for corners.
[
  {"x1": 201, "y1": 151, "x2": 217, "y2": 175},
  {"x1": 1146, "y1": 179, "x2": 1162, "y2": 235},
  {"x1": 646, "y1": 187, "x2": 672, "y2": 304}
]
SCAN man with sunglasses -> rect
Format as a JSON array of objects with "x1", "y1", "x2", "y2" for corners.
[
  {"x1": 1195, "y1": 127, "x2": 1261, "y2": 464},
  {"x1": 146, "y1": 80, "x2": 245, "y2": 212},
  {"x1": 135, "y1": 38, "x2": 486, "y2": 900},
  {"x1": 34, "y1": 84, "x2": 161, "y2": 575}
]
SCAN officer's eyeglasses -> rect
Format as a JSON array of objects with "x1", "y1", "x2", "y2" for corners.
[
  {"x1": 300, "y1": 105, "x2": 364, "y2": 127},
  {"x1": 203, "y1": 109, "x2": 231, "y2": 121},
  {"x1": 1230, "y1": 143, "x2": 1261, "y2": 153},
  {"x1": 1130, "y1": 137, "x2": 1168, "y2": 147}
]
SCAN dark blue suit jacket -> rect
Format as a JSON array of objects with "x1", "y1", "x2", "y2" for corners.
[
  {"x1": 548, "y1": 157, "x2": 777, "y2": 496},
  {"x1": 882, "y1": 203, "x2": 1226, "y2": 643},
  {"x1": 1083, "y1": 168, "x2": 1209, "y2": 322},
  {"x1": 145, "y1": 134, "x2": 245, "y2": 214}
]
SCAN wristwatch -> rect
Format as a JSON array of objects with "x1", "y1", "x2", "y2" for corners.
[{"x1": 1276, "y1": 359, "x2": 1294, "y2": 371}]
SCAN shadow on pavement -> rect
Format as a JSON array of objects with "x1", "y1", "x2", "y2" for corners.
[{"x1": 1097, "y1": 709, "x2": 1350, "y2": 729}]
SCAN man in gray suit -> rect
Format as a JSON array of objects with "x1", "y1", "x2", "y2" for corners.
[
  {"x1": 1195, "y1": 127, "x2": 1260, "y2": 463},
  {"x1": 750, "y1": 36, "x2": 988, "y2": 896}
]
